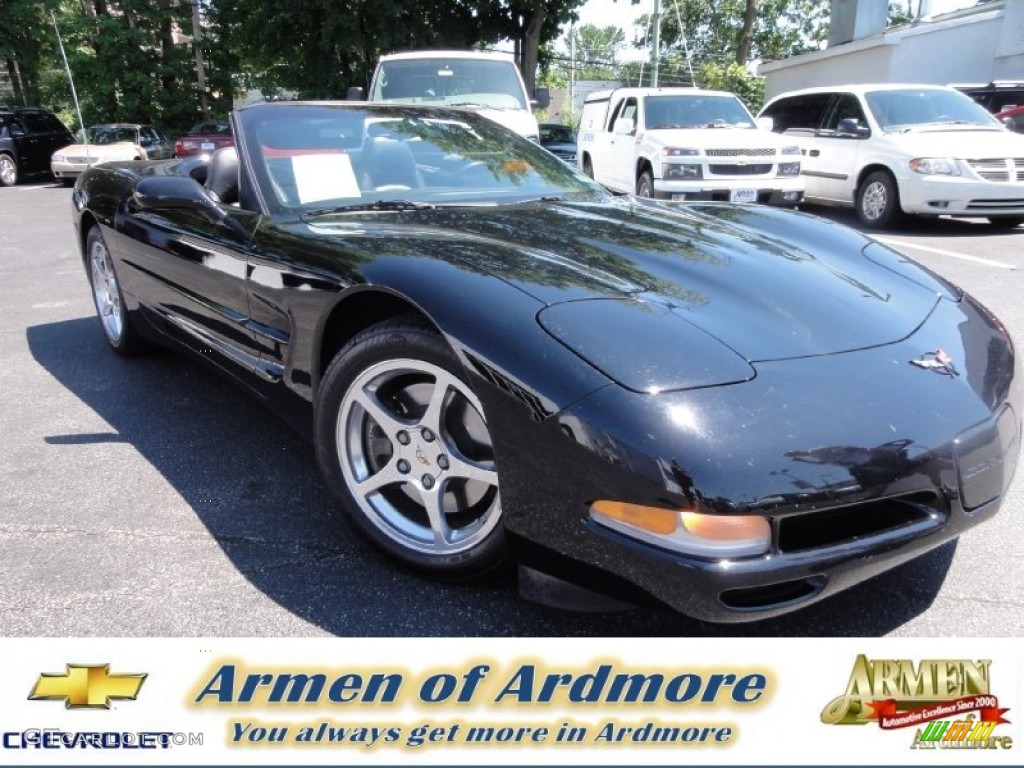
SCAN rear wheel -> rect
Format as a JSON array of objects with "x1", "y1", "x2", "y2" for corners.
[
  {"x1": 988, "y1": 216, "x2": 1023, "y2": 230},
  {"x1": 315, "y1": 316, "x2": 506, "y2": 578},
  {"x1": 0, "y1": 154, "x2": 17, "y2": 187},
  {"x1": 856, "y1": 170, "x2": 902, "y2": 229},
  {"x1": 87, "y1": 227, "x2": 145, "y2": 355}
]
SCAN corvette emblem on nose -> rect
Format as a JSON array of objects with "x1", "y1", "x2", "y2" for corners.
[{"x1": 910, "y1": 349, "x2": 958, "y2": 377}]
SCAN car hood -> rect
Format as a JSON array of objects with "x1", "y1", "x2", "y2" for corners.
[
  {"x1": 883, "y1": 126, "x2": 1024, "y2": 157},
  {"x1": 307, "y1": 198, "x2": 951, "y2": 370}
]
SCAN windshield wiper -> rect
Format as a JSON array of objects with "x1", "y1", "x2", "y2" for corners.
[{"x1": 301, "y1": 200, "x2": 436, "y2": 218}]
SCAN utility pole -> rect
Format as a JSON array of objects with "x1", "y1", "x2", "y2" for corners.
[
  {"x1": 191, "y1": 0, "x2": 209, "y2": 118},
  {"x1": 569, "y1": 21, "x2": 576, "y2": 124},
  {"x1": 651, "y1": 0, "x2": 661, "y2": 87}
]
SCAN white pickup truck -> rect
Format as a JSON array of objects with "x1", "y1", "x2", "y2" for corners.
[{"x1": 577, "y1": 87, "x2": 804, "y2": 205}]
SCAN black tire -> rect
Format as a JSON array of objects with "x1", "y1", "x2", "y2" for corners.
[
  {"x1": 315, "y1": 316, "x2": 506, "y2": 579},
  {"x1": 61, "y1": 177, "x2": 75, "y2": 188},
  {"x1": 583, "y1": 156, "x2": 594, "y2": 179},
  {"x1": 636, "y1": 170, "x2": 655, "y2": 198},
  {"x1": 0, "y1": 153, "x2": 17, "y2": 187},
  {"x1": 987, "y1": 216, "x2": 1023, "y2": 230},
  {"x1": 856, "y1": 170, "x2": 903, "y2": 229},
  {"x1": 86, "y1": 226, "x2": 146, "y2": 356}
]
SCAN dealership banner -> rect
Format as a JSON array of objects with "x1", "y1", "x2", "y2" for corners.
[{"x1": 0, "y1": 637, "x2": 1019, "y2": 765}]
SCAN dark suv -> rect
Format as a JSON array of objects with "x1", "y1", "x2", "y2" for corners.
[{"x1": 0, "y1": 107, "x2": 74, "y2": 186}]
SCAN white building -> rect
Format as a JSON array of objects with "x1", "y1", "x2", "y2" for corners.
[{"x1": 760, "y1": 0, "x2": 1024, "y2": 100}]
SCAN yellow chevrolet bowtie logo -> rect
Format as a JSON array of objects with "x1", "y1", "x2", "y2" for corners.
[{"x1": 29, "y1": 664, "x2": 147, "y2": 709}]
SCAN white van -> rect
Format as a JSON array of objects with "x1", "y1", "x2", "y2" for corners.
[
  {"x1": 355, "y1": 50, "x2": 548, "y2": 142},
  {"x1": 760, "y1": 84, "x2": 1024, "y2": 229}
]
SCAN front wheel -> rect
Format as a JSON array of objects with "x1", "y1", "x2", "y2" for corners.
[
  {"x1": 87, "y1": 227, "x2": 145, "y2": 355},
  {"x1": 583, "y1": 156, "x2": 594, "y2": 179},
  {"x1": 856, "y1": 170, "x2": 903, "y2": 229},
  {"x1": 315, "y1": 317, "x2": 506, "y2": 578},
  {"x1": 636, "y1": 170, "x2": 655, "y2": 198}
]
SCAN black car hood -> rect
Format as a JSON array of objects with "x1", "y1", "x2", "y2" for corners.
[{"x1": 306, "y1": 198, "x2": 950, "y2": 366}]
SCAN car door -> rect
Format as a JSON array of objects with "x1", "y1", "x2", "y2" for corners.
[
  {"x1": 141, "y1": 126, "x2": 172, "y2": 159},
  {"x1": 607, "y1": 95, "x2": 638, "y2": 192},
  {"x1": 763, "y1": 93, "x2": 834, "y2": 202},
  {"x1": 808, "y1": 93, "x2": 871, "y2": 203},
  {"x1": 115, "y1": 196, "x2": 264, "y2": 376},
  {"x1": 16, "y1": 113, "x2": 50, "y2": 174}
]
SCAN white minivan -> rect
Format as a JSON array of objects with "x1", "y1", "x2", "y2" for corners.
[
  {"x1": 760, "y1": 84, "x2": 1024, "y2": 229},
  {"x1": 353, "y1": 50, "x2": 548, "y2": 142}
]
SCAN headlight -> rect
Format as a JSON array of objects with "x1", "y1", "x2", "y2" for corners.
[
  {"x1": 780, "y1": 145, "x2": 801, "y2": 156},
  {"x1": 909, "y1": 158, "x2": 961, "y2": 176},
  {"x1": 662, "y1": 147, "x2": 699, "y2": 157},
  {"x1": 777, "y1": 162, "x2": 800, "y2": 177},
  {"x1": 590, "y1": 501, "x2": 771, "y2": 559},
  {"x1": 52, "y1": 154, "x2": 65, "y2": 162},
  {"x1": 663, "y1": 163, "x2": 702, "y2": 180}
]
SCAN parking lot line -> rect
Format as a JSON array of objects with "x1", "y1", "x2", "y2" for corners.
[{"x1": 875, "y1": 237, "x2": 1016, "y2": 270}]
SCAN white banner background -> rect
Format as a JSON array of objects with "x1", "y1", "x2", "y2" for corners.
[{"x1": 1, "y1": 637, "x2": 1019, "y2": 765}]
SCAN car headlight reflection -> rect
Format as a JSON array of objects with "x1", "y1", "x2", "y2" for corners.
[{"x1": 590, "y1": 500, "x2": 771, "y2": 558}]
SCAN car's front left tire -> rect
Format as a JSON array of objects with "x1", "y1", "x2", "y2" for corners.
[
  {"x1": 856, "y1": 170, "x2": 903, "y2": 229},
  {"x1": 315, "y1": 316, "x2": 506, "y2": 578},
  {"x1": 86, "y1": 226, "x2": 145, "y2": 355}
]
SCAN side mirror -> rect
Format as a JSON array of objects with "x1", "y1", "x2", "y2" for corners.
[
  {"x1": 836, "y1": 118, "x2": 870, "y2": 138},
  {"x1": 532, "y1": 86, "x2": 550, "y2": 109},
  {"x1": 133, "y1": 176, "x2": 248, "y2": 240},
  {"x1": 613, "y1": 117, "x2": 635, "y2": 136},
  {"x1": 755, "y1": 116, "x2": 774, "y2": 132},
  {"x1": 347, "y1": 86, "x2": 365, "y2": 101}
]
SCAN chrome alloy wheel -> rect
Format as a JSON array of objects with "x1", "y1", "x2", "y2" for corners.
[
  {"x1": 90, "y1": 236, "x2": 124, "y2": 343},
  {"x1": 336, "y1": 358, "x2": 501, "y2": 556},
  {"x1": 860, "y1": 180, "x2": 889, "y2": 222}
]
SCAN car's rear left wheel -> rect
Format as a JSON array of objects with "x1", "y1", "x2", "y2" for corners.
[
  {"x1": 87, "y1": 227, "x2": 145, "y2": 355},
  {"x1": 0, "y1": 154, "x2": 17, "y2": 187},
  {"x1": 315, "y1": 317, "x2": 506, "y2": 578}
]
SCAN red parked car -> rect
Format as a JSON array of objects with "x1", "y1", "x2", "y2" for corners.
[
  {"x1": 996, "y1": 105, "x2": 1024, "y2": 133},
  {"x1": 173, "y1": 120, "x2": 234, "y2": 158}
]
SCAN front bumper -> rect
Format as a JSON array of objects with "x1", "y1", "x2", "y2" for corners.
[
  {"x1": 51, "y1": 159, "x2": 99, "y2": 180},
  {"x1": 655, "y1": 176, "x2": 804, "y2": 205},
  {"x1": 898, "y1": 173, "x2": 1024, "y2": 217},
  {"x1": 488, "y1": 293, "x2": 1020, "y2": 622}
]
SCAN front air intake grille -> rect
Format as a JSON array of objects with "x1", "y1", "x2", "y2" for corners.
[
  {"x1": 776, "y1": 492, "x2": 944, "y2": 553},
  {"x1": 706, "y1": 148, "x2": 775, "y2": 157},
  {"x1": 708, "y1": 163, "x2": 772, "y2": 176}
]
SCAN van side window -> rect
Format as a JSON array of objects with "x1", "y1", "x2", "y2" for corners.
[
  {"x1": 764, "y1": 93, "x2": 832, "y2": 136},
  {"x1": 820, "y1": 94, "x2": 867, "y2": 136}
]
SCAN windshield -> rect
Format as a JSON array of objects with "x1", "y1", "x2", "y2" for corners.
[
  {"x1": 237, "y1": 103, "x2": 606, "y2": 213},
  {"x1": 865, "y1": 89, "x2": 999, "y2": 131},
  {"x1": 87, "y1": 125, "x2": 138, "y2": 145},
  {"x1": 371, "y1": 58, "x2": 528, "y2": 110},
  {"x1": 644, "y1": 94, "x2": 756, "y2": 129}
]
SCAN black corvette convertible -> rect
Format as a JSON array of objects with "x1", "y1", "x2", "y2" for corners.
[{"x1": 72, "y1": 101, "x2": 1021, "y2": 622}]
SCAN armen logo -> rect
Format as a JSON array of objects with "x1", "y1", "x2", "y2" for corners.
[{"x1": 29, "y1": 664, "x2": 147, "y2": 709}]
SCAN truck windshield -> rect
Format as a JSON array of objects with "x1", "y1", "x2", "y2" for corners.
[
  {"x1": 372, "y1": 59, "x2": 527, "y2": 111},
  {"x1": 644, "y1": 95, "x2": 756, "y2": 129}
]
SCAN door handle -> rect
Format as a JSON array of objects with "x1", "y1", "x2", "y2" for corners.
[{"x1": 808, "y1": 149, "x2": 820, "y2": 157}]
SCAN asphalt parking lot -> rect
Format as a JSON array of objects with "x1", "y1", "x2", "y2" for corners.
[{"x1": 1, "y1": 181, "x2": 1021, "y2": 637}]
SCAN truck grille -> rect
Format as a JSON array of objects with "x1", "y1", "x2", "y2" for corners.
[
  {"x1": 965, "y1": 158, "x2": 1024, "y2": 182},
  {"x1": 706, "y1": 148, "x2": 775, "y2": 157},
  {"x1": 708, "y1": 163, "x2": 773, "y2": 176}
]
